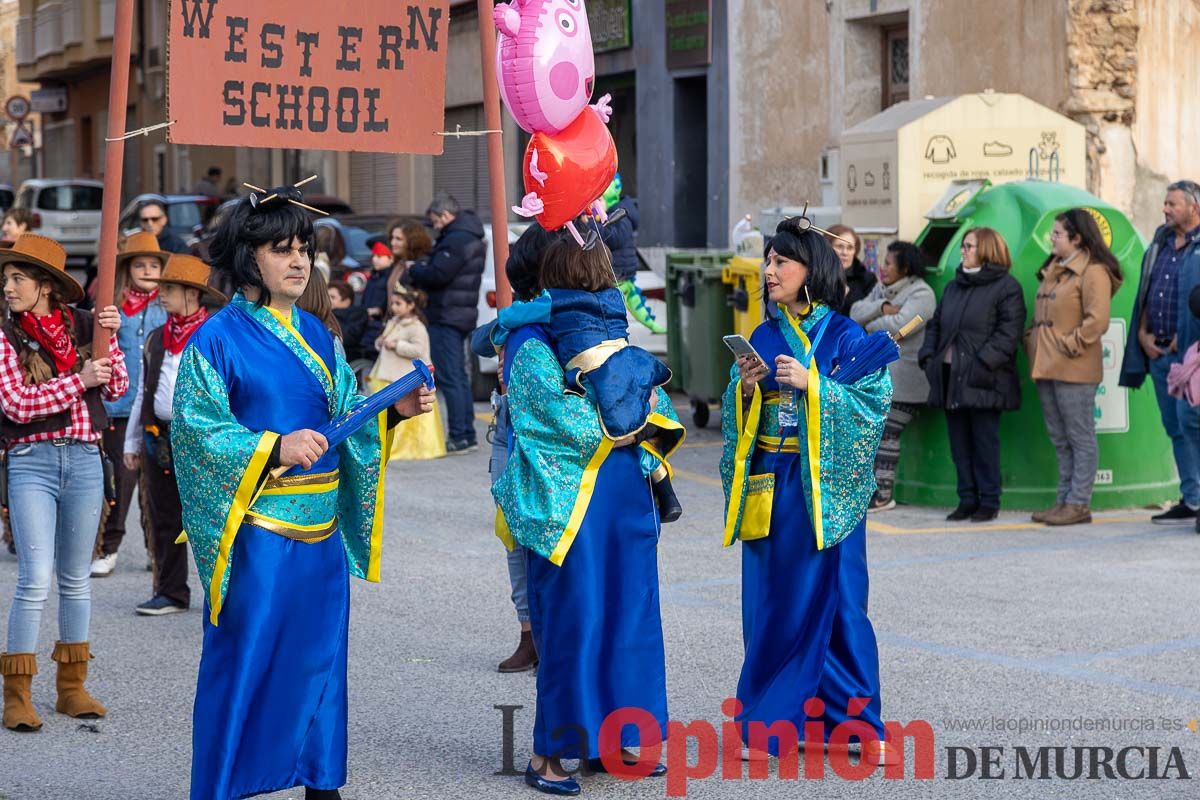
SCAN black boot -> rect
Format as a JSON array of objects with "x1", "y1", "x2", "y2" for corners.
[
  {"x1": 305, "y1": 788, "x2": 342, "y2": 800},
  {"x1": 652, "y1": 476, "x2": 683, "y2": 523}
]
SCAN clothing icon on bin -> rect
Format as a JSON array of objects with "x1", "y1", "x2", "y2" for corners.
[{"x1": 925, "y1": 135, "x2": 956, "y2": 164}]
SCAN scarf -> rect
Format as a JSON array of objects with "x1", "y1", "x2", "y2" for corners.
[
  {"x1": 122, "y1": 286, "x2": 158, "y2": 317},
  {"x1": 163, "y1": 306, "x2": 209, "y2": 355},
  {"x1": 18, "y1": 308, "x2": 77, "y2": 374}
]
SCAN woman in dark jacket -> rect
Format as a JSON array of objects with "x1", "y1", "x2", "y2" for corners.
[
  {"x1": 918, "y1": 227, "x2": 1027, "y2": 522},
  {"x1": 828, "y1": 224, "x2": 877, "y2": 316}
]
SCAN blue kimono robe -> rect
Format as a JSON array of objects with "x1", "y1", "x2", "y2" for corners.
[
  {"x1": 172, "y1": 293, "x2": 392, "y2": 800},
  {"x1": 494, "y1": 325, "x2": 677, "y2": 759},
  {"x1": 720, "y1": 304, "x2": 891, "y2": 753}
]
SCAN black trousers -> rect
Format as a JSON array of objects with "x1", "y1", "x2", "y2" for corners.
[
  {"x1": 945, "y1": 408, "x2": 1003, "y2": 510},
  {"x1": 97, "y1": 417, "x2": 149, "y2": 557},
  {"x1": 143, "y1": 454, "x2": 190, "y2": 607}
]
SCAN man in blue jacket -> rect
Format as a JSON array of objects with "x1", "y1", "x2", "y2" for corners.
[
  {"x1": 404, "y1": 193, "x2": 486, "y2": 453},
  {"x1": 1119, "y1": 180, "x2": 1200, "y2": 524}
]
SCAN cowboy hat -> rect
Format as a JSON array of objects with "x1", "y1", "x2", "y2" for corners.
[
  {"x1": 116, "y1": 231, "x2": 168, "y2": 269},
  {"x1": 0, "y1": 233, "x2": 84, "y2": 303},
  {"x1": 148, "y1": 253, "x2": 227, "y2": 303}
]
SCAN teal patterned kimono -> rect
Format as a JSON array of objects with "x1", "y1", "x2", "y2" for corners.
[
  {"x1": 173, "y1": 293, "x2": 391, "y2": 625},
  {"x1": 492, "y1": 324, "x2": 683, "y2": 565},
  {"x1": 719, "y1": 303, "x2": 893, "y2": 755},
  {"x1": 172, "y1": 293, "x2": 395, "y2": 800},
  {"x1": 721, "y1": 304, "x2": 891, "y2": 550}
]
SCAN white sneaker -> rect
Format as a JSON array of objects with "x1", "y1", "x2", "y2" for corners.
[{"x1": 90, "y1": 552, "x2": 118, "y2": 577}]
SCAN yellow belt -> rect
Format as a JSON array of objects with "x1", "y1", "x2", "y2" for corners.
[
  {"x1": 757, "y1": 433, "x2": 801, "y2": 454},
  {"x1": 244, "y1": 512, "x2": 337, "y2": 542}
]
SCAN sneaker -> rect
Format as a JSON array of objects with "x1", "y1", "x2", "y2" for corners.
[
  {"x1": 445, "y1": 439, "x2": 478, "y2": 455},
  {"x1": 867, "y1": 495, "x2": 896, "y2": 513},
  {"x1": 1151, "y1": 500, "x2": 1197, "y2": 525},
  {"x1": 135, "y1": 595, "x2": 188, "y2": 616},
  {"x1": 90, "y1": 552, "x2": 118, "y2": 578}
]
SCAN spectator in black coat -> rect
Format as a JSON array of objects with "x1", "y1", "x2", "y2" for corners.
[
  {"x1": 918, "y1": 227, "x2": 1027, "y2": 523},
  {"x1": 328, "y1": 280, "x2": 369, "y2": 363},
  {"x1": 403, "y1": 193, "x2": 487, "y2": 452},
  {"x1": 827, "y1": 224, "x2": 877, "y2": 316}
]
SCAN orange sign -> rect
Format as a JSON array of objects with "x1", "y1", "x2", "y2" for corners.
[{"x1": 167, "y1": 0, "x2": 449, "y2": 154}]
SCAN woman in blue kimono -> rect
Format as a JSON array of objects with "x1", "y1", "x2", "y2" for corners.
[
  {"x1": 171, "y1": 191, "x2": 432, "y2": 800},
  {"x1": 720, "y1": 219, "x2": 894, "y2": 764},
  {"x1": 492, "y1": 242, "x2": 684, "y2": 796}
]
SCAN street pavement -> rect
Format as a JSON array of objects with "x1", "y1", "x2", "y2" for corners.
[{"x1": 1, "y1": 400, "x2": 1198, "y2": 799}]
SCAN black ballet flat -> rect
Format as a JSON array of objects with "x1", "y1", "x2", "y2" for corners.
[
  {"x1": 525, "y1": 761, "x2": 581, "y2": 796},
  {"x1": 304, "y1": 788, "x2": 342, "y2": 800},
  {"x1": 586, "y1": 756, "x2": 667, "y2": 777}
]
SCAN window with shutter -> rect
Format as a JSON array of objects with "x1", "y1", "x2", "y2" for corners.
[
  {"x1": 349, "y1": 152, "x2": 401, "y2": 214},
  {"x1": 433, "y1": 104, "x2": 490, "y2": 221}
]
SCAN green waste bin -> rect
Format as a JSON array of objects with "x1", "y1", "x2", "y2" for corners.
[
  {"x1": 897, "y1": 179, "x2": 1173, "y2": 511},
  {"x1": 666, "y1": 251, "x2": 735, "y2": 428}
]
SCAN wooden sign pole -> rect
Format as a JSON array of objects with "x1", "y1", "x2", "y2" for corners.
[
  {"x1": 93, "y1": 0, "x2": 136, "y2": 355},
  {"x1": 476, "y1": 0, "x2": 512, "y2": 310}
]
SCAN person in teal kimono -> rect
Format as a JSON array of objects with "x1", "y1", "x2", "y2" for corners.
[
  {"x1": 492, "y1": 241, "x2": 685, "y2": 796},
  {"x1": 720, "y1": 219, "x2": 895, "y2": 765},
  {"x1": 171, "y1": 191, "x2": 433, "y2": 800}
]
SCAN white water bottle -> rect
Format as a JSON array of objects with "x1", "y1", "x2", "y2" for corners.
[{"x1": 778, "y1": 388, "x2": 798, "y2": 428}]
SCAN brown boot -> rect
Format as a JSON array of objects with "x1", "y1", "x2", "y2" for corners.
[
  {"x1": 1032, "y1": 504, "x2": 1062, "y2": 523},
  {"x1": 1, "y1": 652, "x2": 42, "y2": 732},
  {"x1": 498, "y1": 630, "x2": 539, "y2": 673},
  {"x1": 51, "y1": 642, "x2": 106, "y2": 719},
  {"x1": 1045, "y1": 504, "x2": 1092, "y2": 527}
]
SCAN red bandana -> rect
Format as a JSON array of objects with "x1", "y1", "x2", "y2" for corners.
[
  {"x1": 163, "y1": 306, "x2": 209, "y2": 355},
  {"x1": 18, "y1": 309, "x2": 77, "y2": 374},
  {"x1": 121, "y1": 286, "x2": 158, "y2": 317}
]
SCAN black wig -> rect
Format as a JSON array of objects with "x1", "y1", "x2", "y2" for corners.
[
  {"x1": 207, "y1": 197, "x2": 316, "y2": 308},
  {"x1": 767, "y1": 218, "x2": 847, "y2": 309}
]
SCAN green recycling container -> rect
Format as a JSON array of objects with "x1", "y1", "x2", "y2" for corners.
[
  {"x1": 896, "y1": 180, "x2": 1174, "y2": 510},
  {"x1": 666, "y1": 251, "x2": 735, "y2": 429}
]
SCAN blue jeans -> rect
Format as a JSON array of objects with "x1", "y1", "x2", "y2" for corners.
[
  {"x1": 489, "y1": 392, "x2": 529, "y2": 624},
  {"x1": 1149, "y1": 352, "x2": 1200, "y2": 506},
  {"x1": 5, "y1": 441, "x2": 104, "y2": 653},
  {"x1": 428, "y1": 324, "x2": 476, "y2": 445}
]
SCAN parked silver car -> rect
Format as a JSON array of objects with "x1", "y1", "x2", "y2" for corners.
[{"x1": 14, "y1": 179, "x2": 103, "y2": 264}]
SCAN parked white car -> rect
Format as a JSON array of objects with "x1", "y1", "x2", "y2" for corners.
[
  {"x1": 470, "y1": 223, "x2": 667, "y2": 400},
  {"x1": 14, "y1": 179, "x2": 103, "y2": 264}
]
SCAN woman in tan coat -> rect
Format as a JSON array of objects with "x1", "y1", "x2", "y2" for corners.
[{"x1": 1026, "y1": 209, "x2": 1123, "y2": 526}]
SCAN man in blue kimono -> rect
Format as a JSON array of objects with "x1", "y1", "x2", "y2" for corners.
[{"x1": 172, "y1": 192, "x2": 432, "y2": 800}]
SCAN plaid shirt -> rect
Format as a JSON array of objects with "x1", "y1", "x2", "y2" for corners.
[
  {"x1": 0, "y1": 332, "x2": 128, "y2": 444},
  {"x1": 1145, "y1": 224, "x2": 1200, "y2": 341}
]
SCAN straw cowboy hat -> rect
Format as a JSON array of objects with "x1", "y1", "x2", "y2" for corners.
[
  {"x1": 116, "y1": 231, "x2": 168, "y2": 269},
  {"x1": 148, "y1": 253, "x2": 227, "y2": 303},
  {"x1": 0, "y1": 233, "x2": 84, "y2": 303}
]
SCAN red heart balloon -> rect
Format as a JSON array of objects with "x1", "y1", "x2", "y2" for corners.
[{"x1": 518, "y1": 107, "x2": 617, "y2": 232}]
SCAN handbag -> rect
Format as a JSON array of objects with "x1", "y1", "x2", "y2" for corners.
[{"x1": 1167, "y1": 343, "x2": 1200, "y2": 407}]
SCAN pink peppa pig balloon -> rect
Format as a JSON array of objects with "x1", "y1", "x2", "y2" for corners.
[{"x1": 494, "y1": 0, "x2": 612, "y2": 134}]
